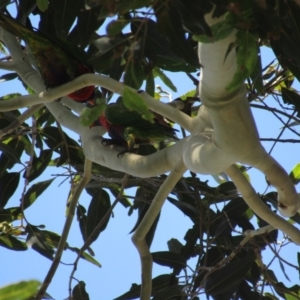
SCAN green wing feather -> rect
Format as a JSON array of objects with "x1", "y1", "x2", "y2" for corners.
[
  {"x1": 104, "y1": 101, "x2": 178, "y2": 142},
  {"x1": 0, "y1": 13, "x2": 93, "y2": 89}
]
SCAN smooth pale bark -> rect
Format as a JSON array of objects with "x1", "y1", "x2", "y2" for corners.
[
  {"x1": 226, "y1": 165, "x2": 300, "y2": 244},
  {"x1": 132, "y1": 159, "x2": 187, "y2": 299},
  {"x1": 2, "y1": 10, "x2": 300, "y2": 300},
  {"x1": 192, "y1": 10, "x2": 299, "y2": 217},
  {"x1": 0, "y1": 11, "x2": 299, "y2": 233}
]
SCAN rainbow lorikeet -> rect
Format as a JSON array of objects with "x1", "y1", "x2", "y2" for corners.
[
  {"x1": 96, "y1": 100, "x2": 178, "y2": 156},
  {"x1": 0, "y1": 13, "x2": 94, "y2": 102}
]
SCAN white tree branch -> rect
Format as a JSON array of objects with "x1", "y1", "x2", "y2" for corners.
[
  {"x1": 0, "y1": 60, "x2": 15, "y2": 71},
  {"x1": 80, "y1": 126, "x2": 185, "y2": 177},
  {"x1": 193, "y1": 8, "x2": 299, "y2": 217},
  {"x1": 132, "y1": 159, "x2": 186, "y2": 299},
  {"x1": 226, "y1": 165, "x2": 300, "y2": 244},
  {"x1": 0, "y1": 7, "x2": 298, "y2": 226},
  {"x1": 0, "y1": 27, "x2": 45, "y2": 92},
  {"x1": 199, "y1": 12, "x2": 238, "y2": 98}
]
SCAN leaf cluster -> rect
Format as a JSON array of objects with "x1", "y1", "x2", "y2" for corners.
[{"x1": 1, "y1": 0, "x2": 300, "y2": 299}]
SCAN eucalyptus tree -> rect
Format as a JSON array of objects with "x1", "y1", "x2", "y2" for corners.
[{"x1": 1, "y1": 1, "x2": 300, "y2": 299}]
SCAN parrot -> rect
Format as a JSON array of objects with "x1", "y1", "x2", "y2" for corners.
[
  {"x1": 95, "y1": 100, "x2": 178, "y2": 156},
  {"x1": 0, "y1": 13, "x2": 94, "y2": 102}
]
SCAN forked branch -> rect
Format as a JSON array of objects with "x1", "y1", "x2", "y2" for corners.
[{"x1": 225, "y1": 165, "x2": 300, "y2": 244}]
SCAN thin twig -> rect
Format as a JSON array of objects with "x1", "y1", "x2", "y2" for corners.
[
  {"x1": 0, "y1": 104, "x2": 43, "y2": 139},
  {"x1": 68, "y1": 173, "x2": 129, "y2": 297},
  {"x1": 268, "y1": 111, "x2": 296, "y2": 155},
  {"x1": 259, "y1": 100, "x2": 300, "y2": 137},
  {"x1": 20, "y1": 114, "x2": 37, "y2": 226},
  {"x1": 268, "y1": 242, "x2": 299, "y2": 270},
  {"x1": 260, "y1": 138, "x2": 300, "y2": 143},
  {"x1": 200, "y1": 234, "x2": 253, "y2": 289},
  {"x1": 250, "y1": 103, "x2": 300, "y2": 123},
  {"x1": 34, "y1": 158, "x2": 92, "y2": 300}
]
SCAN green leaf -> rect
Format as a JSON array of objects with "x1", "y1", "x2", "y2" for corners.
[
  {"x1": 0, "y1": 0, "x2": 10, "y2": 9},
  {"x1": 0, "y1": 93, "x2": 22, "y2": 100},
  {"x1": 0, "y1": 280, "x2": 40, "y2": 300},
  {"x1": 227, "y1": 31, "x2": 258, "y2": 92},
  {"x1": 39, "y1": 229, "x2": 64, "y2": 249},
  {"x1": 282, "y1": 88, "x2": 300, "y2": 118},
  {"x1": 68, "y1": 5, "x2": 105, "y2": 48},
  {"x1": 0, "y1": 140, "x2": 22, "y2": 165},
  {"x1": 115, "y1": 0, "x2": 152, "y2": 12},
  {"x1": 25, "y1": 226, "x2": 64, "y2": 260},
  {"x1": 213, "y1": 215, "x2": 236, "y2": 238},
  {"x1": 0, "y1": 207, "x2": 21, "y2": 223},
  {"x1": 152, "y1": 286, "x2": 183, "y2": 300},
  {"x1": 106, "y1": 19, "x2": 129, "y2": 36},
  {"x1": 264, "y1": 293, "x2": 279, "y2": 299},
  {"x1": 215, "y1": 181, "x2": 237, "y2": 197},
  {"x1": 113, "y1": 283, "x2": 140, "y2": 300},
  {"x1": 74, "y1": 205, "x2": 93, "y2": 256},
  {"x1": 122, "y1": 87, "x2": 155, "y2": 122},
  {"x1": 80, "y1": 100, "x2": 107, "y2": 127},
  {"x1": 168, "y1": 198, "x2": 199, "y2": 223},
  {"x1": 80, "y1": 251, "x2": 101, "y2": 268},
  {"x1": 114, "y1": 274, "x2": 172, "y2": 300},
  {"x1": 284, "y1": 284, "x2": 300, "y2": 300},
  {"x1": 146, "y1": 72, "x2": 155, "y2": 97},
  {"x1": 87, "y1": 36, "x2": 127, "y2": 72},
  {"x1": 124, "y1": 61, "x2": 145, "y2": 90},
  {"x1": 0, "y1": 172, "x2": 20, "y2": 208},
  {"x1": 205, "y1": 255, "x2": 255, "y2": 296},
  {"x1": 22, "y1": 179, "x2": 54, "y2": 210},
  {"x1": 236, "y1": 163, "x2": 251, "y2": 182},
  {"x1": 72, "y1": 281, "x2": 90, "y2": 300},
  {"x1": 222, "y1": 197, "x2": 249, "y2": 219},
  {"x1": 86, "y1": 189, "x2": 111, "y2": 243},
  {"x1": 31, "y1": 242, "x2": 54, "y2": 260},
  {"x1": 152, "y1": 251, "x2": 186, "y2": 269},
  {"x1": 42, "y1": 126, "x2": 84, "y2": 166},
  {"x1": 193, "y1": 247, "x2": 225, "y2": 290},
  {"x1": 285, "y1": 295, "x2": 300, "y2": 300},
  {"x1": 279, "y1": 259, "x2": 290, "y2": 282},
  {"x1": 20, "y1": 135, "x2": 33, "y2": 155},
  {"x1": 179, "y1": 89, "x2": 197, "y2": 100},
  {"x1": 0, "y1": 234, "x2": 28, "y2": 251},
  {"x1": 151, "y1": 274, "x2": 174, "y2": 295},
  {"x1": 297, "y1": 252, "x2": 300, "y2": 279},
  {"x1": 0, "y1": 73, "x2": 18, "y2": 82},
  {"x1": 36, "y1": 0, "x2": 48, "y2": 11},
  {"x1": 41, "y1": 126, "x2": 62, "y2": 151},
  {"x1": 290, "y1": 163, "x2": 300, "y2": 184},
  {"x1": 250, "y1": 47, "x2": 264, "y2": 95},
  {"x1": 77, "y1": 204, "x2": 88, "y2": 240},
  {"x1": 35, "y1": 106, "x2": 51, "y2": 126},
  {"x1": 193, "y1": 21, "x2": 234, "y2": 43},
  {"x1": 68, "y1": 247, "x2": 101, "y2": 268},
  {"x1": 180, "y1": 224, "x2": 200, "y2": 261},
  {"x1": 153, "y1": 67, "x2": 177, "y2": 92},
  {"x1": 25, "y1": 150, "x2": 52, "y2": 182},
  {"x1": 167, "y1": 238, "x2": 183, "y2": 254}
]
